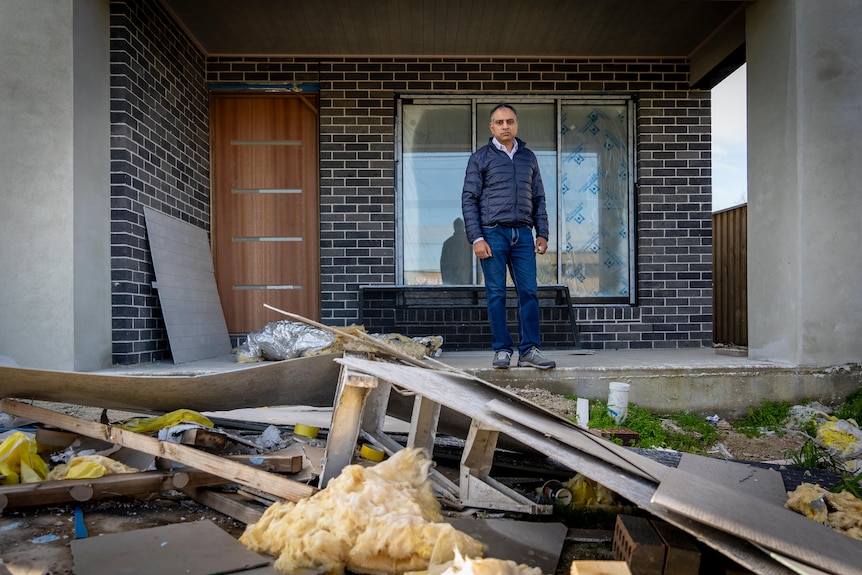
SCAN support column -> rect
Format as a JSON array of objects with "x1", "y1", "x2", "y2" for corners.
[
  {"x1": 746, "y1": 0, "x2": 862, "y2": 365},
  {"x1": 0, "y1": 0, "x2": 111, "y2": 370}
]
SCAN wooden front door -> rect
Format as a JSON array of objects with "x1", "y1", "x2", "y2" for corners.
[{"x1": 211, "y1": 94, "x2": 319, "y2": 334}]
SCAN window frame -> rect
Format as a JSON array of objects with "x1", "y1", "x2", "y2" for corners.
[{"x1": 395, "y1": 95, "x2": 637, "y2": 305}]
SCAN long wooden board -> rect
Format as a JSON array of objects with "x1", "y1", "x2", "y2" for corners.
[
  {"x1": 0, "y1": 400, "x2": 317, "y2": 503},
  {"x1": 0, "y1": 353, "x2": 341, "y2": 412}
]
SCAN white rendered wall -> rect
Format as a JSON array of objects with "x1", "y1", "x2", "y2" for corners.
[
  {"x1": 0, "y1": 0, "x2": 111, "y2": 370},
  {"x1": 746, "y1": 0, "x2": 862, "y2": 366}
]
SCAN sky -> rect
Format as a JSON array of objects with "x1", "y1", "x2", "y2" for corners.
[{"x1": 711, "y1": 64, "x2": 748, "y2": 212}]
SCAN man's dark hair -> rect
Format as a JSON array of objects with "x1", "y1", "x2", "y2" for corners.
[{"x1": 489, "y1": 103, "x2": 517, "y2": 120}]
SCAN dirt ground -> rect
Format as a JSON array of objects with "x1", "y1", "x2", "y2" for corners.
[{"x1": 0, "y1": 395, "x2": 812, "y2": 575}]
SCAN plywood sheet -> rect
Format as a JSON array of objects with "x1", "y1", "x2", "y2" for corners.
[
  {"x1": 0, "y1": 353, "x2": 341, "y2": 412},
  {"x1": 70, "y1": 520, "x2": 270, "y2": 575},
  {"x1": 143, "y1": 207, "x2": 231, "y2": 363}
]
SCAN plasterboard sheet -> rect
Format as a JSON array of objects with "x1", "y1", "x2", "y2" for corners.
[
  {"x1": 447, "y1": 518, "x2": 567, "y2": 574},
  {"x1": 678, "y1": 453, "x2": 787, "y2": 508},
  {"x1": 143, "y1": 207, "x2": 231, "y2": 363},
  {"x1": 70, "y1": 520, "x2": 270, "y2": 575},
  {"x1": 651, "y1": 467, "x2": 862, "y2": 575}
]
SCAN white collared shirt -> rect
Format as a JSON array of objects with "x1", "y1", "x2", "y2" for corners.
[{"x1": 492, "y1": 137, "x2": 518, "y2": 159}]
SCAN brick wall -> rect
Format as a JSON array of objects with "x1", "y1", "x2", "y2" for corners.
[
  {"x1": 110, "y1": 0, "x2": 209, "y2": 364},
  {"x1": 109, "y1": 8, "x2": 713, "y2": 359},
  {"x1": 206, "y1": 57, "x2": 713, "y2": 350}
]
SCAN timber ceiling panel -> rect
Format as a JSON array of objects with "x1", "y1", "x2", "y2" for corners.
[{"x1": 160, "y1": 0, "x2": 748, "y2": 58}]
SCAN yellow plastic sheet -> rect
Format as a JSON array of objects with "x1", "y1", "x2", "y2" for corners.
[
  {"x1": 46, "y1": 454, "x2": 139, "y2": 481},
  {"x1": 0, "y1": 431, "x2": 49, "y2": 485},
  {"x1": 115, "y1": 408, "x2": 214, "y2": 434}
]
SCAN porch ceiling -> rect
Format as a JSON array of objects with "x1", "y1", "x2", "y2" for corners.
[{"x1": 160, "y1": 0, "x2": 748, "y2": 59}]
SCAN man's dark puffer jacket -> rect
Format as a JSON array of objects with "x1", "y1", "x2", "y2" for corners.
[{"x1": 461, "y1": 137, "x2": 550, "y2": 245}]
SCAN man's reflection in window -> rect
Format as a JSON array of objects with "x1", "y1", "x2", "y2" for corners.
[{"x1": 440, "y1": 218, "x2": 472, "y2": 284}]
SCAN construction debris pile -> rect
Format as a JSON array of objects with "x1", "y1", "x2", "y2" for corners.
[{"x1": 2, "y1": 322, "x2": 862, "y2": 575}]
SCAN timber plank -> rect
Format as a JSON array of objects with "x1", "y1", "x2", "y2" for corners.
[
  {"x1": 183, "y1": 487, "x2": 265, "y2": 525},
  {"x1": 0, "y1": 471, "x2": 173, "y2": 512},
  {"x1": 0, "y1": 400, "x2": 317, "y2": 503}
]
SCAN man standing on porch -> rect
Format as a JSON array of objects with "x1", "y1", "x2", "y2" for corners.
[{"x1": 461, "y1": 103, "x2": 556, "y2": 370}]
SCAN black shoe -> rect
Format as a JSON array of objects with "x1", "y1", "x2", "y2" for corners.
[
  {"x1": 517, "y1": 347, "x2": 556, "y2": 369},
  {"x1": 492, "y1": 350, "x2": 512, "y2": 369}
]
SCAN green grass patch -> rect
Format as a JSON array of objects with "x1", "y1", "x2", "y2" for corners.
[
  {"x1": 835, "y1": 388, "x2": 862, "y2": 423},
  {"x1": 734, "y1": 400, "x2": 791, "y2": 438},
  {"x1": 568, "y1": 396, "x2": 718, "y2": 454}
]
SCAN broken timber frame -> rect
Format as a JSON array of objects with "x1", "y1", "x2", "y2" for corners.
[{"x1": 331, "y1": 356, "x2": 862, "y2": 575}]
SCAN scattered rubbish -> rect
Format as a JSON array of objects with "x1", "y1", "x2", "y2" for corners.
[
  {"x1": 256, "y1": 424, "x2": 288, "y2": 450},
  {"x1": 117, "y1": 408, "x2": 214, "y2": 434},
  {"x1": 31, "y1": 533, "x2": 61, "y2": 544},
  {"x1": 46, "y1": 454, "x2": 138, "y2": 480},
  {"x1": 607, "y1": 382, "x2": 630, "y2": 425},
  {"x1": 565, "y1": 474, "x2": 618, "y2": 509},
  {"x1": 705, "y1": 414, "x2": 720, "y2": 426},
  {"x1": 816, "y1": 417, "x2": 862, "y2": 460},
  {"x1": 236, "y1": 320, "x2": 336, "y2": 362},
  {"x1": 236, "y1": 318, "x2": 444, "y2": 363},
  {"x1": 292, "y1": 423, "x2": 319, "y2": 439},
  {"x1": 538, "y1": 479, "x2": 573, "y2": 506},
  {"x1": 0, "y1": 430, "x2": 49, "y2": 484},
  {"x1": 359, "y1": 443, "x2": 385, "y2": 462},
  {"x1": 74, "y1": 506, "x2": 88, "y2": 539}
]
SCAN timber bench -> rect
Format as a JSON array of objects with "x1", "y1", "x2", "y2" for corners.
[{"x1": 359, "y1": 284, "x2": 580, "y2": 351}]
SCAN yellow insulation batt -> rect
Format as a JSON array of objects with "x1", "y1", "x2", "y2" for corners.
[
  {"x1": 785, "y1": 482, "x2": 862, "y2": 539},
  {"x1": 240, "y1": 447, "x2": 486, "y2": 574}
]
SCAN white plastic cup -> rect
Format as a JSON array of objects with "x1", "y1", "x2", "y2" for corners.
[
  {"x1": 576, "y1": 398, "x2": 590, "y2": 429},
  {"x1": 607, "y1": 381, "x2": 631, "y2": 424}
]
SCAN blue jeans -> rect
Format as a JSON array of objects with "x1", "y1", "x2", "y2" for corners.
[{"x1": 480, "y1": 224, "x2": 541, "y2": 355}]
